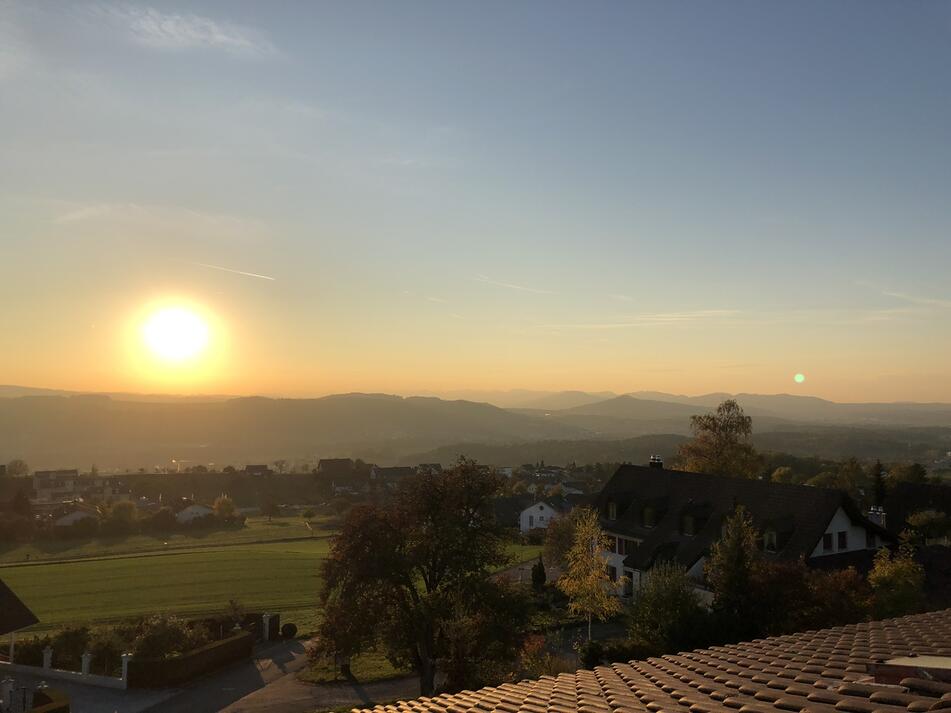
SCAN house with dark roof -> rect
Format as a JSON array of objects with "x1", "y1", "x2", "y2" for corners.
[
  {"x1": 0, "y1": 577, "x2": 38, "y2": 638},
  {"x1": 370, "y1": 466, "x2": 416, "y2": 488},
  {"x1": 244, "y1": 464, "x2": 273, "y2": 476},
  {"x1": 596, "y1": 464, "x2": 893, "y2": 597}
]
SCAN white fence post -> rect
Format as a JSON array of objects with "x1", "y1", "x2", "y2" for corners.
[
  {"x1": 42, "y1": 647, "x2": 52, "y2": 670},
  {"x1": 121, "y1": 653, "x2": 132, "y2": 684},
  {"x1": 81, "y1": 651, "x2": 92, "y2": 675}
]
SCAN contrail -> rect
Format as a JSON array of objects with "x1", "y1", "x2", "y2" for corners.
[{"x1": 193, "y1": 262, "x2": 275, "y2": 281}]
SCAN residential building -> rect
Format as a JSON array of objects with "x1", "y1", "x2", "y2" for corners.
[
  {"x1": 244, "y1": 464, "x2": 273, "y2": 476},
  {"x1": 519, "y1": 501, "x2": 564, "y2": 533},
  {"x1": 32, "y1": 469, "x2": 128, "y2": 505},
  {"x1": 175, "y1": 504, "x2": 214, "y2": 524},
  {"x1": 597, "y1": 463, "x2": 892, "y2": 597},
  {"x1": 355, "y1": 608, "x2": 951, "y2": 713},
  {"x1": 370, "y1": 466, "x2": 416, "y2": 487}
]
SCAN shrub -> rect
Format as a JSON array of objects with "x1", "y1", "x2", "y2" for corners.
[
  {"x1": 132, "y1": 614, "x2": 212, "y2": 660},
  {"x1": 531, "y1": 556, "x2": 547, "y2": 592},
  {"x1": 629, "y1": 562, "x2": 709, "y2": 654},
  {"x1": 14, "y1": 635, "x2": 52, "y2": 666},
  {"x1": 89, "y1": 628, "x2": 126, "y2": 676},
  {"x1": 281, "y1": 623, "x2": 298, "y2": 639},
  {"x1": 51, "y1": 626, "x2": 91, "y2": 671}
]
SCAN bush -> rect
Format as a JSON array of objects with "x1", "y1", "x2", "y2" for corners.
[
  {"x1": 144, "y1": 507, "x2": 177, "y2": 533},
  {"x1": 281, "y1": 623, "x2": 298, "y2": 639},
  {"x1": 89, "y1": 628, "x2": 126, "y2": 676},
  {"x1": 132, "y1": 614, "x2": 212, "y2": 660},
  {"x1": 629, "y1": 563, "x2": 709, "y2": 654},
  {"x1": 531, "y1": 557, "x2": 547, "y2": 592},
  {"x1": 14, "y1": 635, "x2": 52, "y2": 666},
  {"x1": 51, "y1": 626, "x2": 91, "y2": 671}
]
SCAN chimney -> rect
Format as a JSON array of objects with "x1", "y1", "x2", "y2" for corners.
[
  {"x1": 867, "y1": 505, "x2": 887, "y2": 529},
  {"x1": 648, "y1": 455, "x2": 664, "y2": 469}
]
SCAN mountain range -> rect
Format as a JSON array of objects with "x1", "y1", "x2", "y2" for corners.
[{"x1": 1, "y1": 386, "x2": 949, "y2": 470}]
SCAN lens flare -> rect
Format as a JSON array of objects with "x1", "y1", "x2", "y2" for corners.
[{"x1": 794, "y1": 373, "x2": 806, "y2": 384}]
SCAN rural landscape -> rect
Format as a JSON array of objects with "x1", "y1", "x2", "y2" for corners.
[{"x1": 2, "y1": 2, "x2": 951, "y2": 713}]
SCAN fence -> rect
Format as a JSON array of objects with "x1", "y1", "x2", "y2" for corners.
[{"x1": 125, "y1": 631, "x2": 254, "y2": 689}]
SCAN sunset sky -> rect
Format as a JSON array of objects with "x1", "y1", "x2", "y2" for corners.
[{"x1": 2, "y1": 1, "x2": 950, "y2": 402}]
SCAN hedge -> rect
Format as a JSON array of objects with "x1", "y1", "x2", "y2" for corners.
[{"x1": 126, "y1": 631, "x2": 254, "y2": 688}]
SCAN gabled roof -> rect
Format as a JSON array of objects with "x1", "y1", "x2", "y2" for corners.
[
  {"x1": 0, "y1": 577, "x2": 39, "y2": 636},
  {"x1": 359, "y1": 608, "x2": 951, "y2": 713},
  {"x1": 597, "y1": 465, "x2": 892, "y2": 570}
]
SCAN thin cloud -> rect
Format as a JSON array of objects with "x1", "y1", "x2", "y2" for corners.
[
  {"x1": 95, "y1": 4, "x2": 277, "y2": 56},
  {"x1": 536, "y1": 310, "x2": 739, "y2": 330},
  {"x1": 882, "y1": 291, "x2": 951, "y2": 309},
  {"x1": 474, "y1": 274, "x2": 556, "y2": 295},
  {"x1": 192, "y1": 262, "x2": 275, "y2": 281}
]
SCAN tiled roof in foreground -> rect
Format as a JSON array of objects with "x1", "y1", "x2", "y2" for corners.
[{"x1": 359, "y1": 609, "x2": 951, "y2": 713}]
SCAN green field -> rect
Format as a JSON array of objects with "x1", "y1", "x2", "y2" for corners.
[
  {"x1": 0, "y1": 516, "x2": 333, "y2": 565},
  {"x1": 1, "y1": 532, "x2": 542, "y2": 635}
]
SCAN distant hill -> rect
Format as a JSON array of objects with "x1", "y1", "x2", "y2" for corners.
[
  {"x1": 423, "y1": 389, "x2": 618, "y2": 410},
  {"x1": 0, "y1": 393, "x2": 587, "y2": 469},
  {"x1": 0, "y1": 385, "x2": 233, "y2": 403}
]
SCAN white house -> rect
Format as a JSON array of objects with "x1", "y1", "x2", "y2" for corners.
[
  {"x1": 519, "y1": 501, "x2": 563, "y2": 533},
  {"x1": 176, "y1": 504, "x2": 214, "y2": 524},
  {"x1": 597, "y1": 463, "x2": 893, "y2": 600}
]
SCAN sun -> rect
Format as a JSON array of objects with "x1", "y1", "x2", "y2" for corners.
[{"x1": 141, "y1": 307, "x2": 210, "y2": 363}]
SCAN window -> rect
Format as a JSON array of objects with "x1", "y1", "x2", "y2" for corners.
[
  {"x1": 608, "y1": 501, "x2": 617, "y2": 520},
  {"x1": 837, "y1": 531, "x2": 848, "y2": 550},
  {"x1": 607, "y1": 565, "x2": 618, "y2": 582},
  {"x1": 764, "y1": 529, "x2": 777, "y2": 553},
  {"x1": 529, "y1": 515, "x2": 534, "y2": 528},
  {"x1": 866, "y1": 530, "x2": 876, "y2": 549},
  {"x1": 822, "y1": 533, "x2": 833, "y2": 552},
  {"x1": 682, "y1": 514, "x2": 695, "y2": 535},
  {"x1": 643, "y1": 506, "x2": 655, "y2": 527},
  {"x1": 538, "y1": 504, "x2": 544, "y2": 511}
]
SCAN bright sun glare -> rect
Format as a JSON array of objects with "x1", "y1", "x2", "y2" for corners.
[{"x1": 141, "y1": 307, "x2": 210, "y2": 363}]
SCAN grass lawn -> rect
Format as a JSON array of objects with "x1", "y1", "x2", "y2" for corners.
[
  {"x1": 299, "y1": 649, "x2": 412, "y2": 685},
  {"x1": 0, "y1": 516, "x2": 335, "y2": 565},
  {"x1": 1, "y1": 536, "x2": 542, "y2": 636}
]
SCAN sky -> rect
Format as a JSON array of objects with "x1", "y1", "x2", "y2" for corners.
[{"x1": 2, "y1": 1, "x2": 950, "y2": 402}]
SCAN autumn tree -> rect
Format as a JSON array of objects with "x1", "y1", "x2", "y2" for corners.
[
  {"x1": 317, "y1": 459, "x2": 527, "y2": 696},
  {"x1": 557, "y1": 507, "x2": 621, "y2": 641},
  {"x1": 678, "y1": 400, "x2": 761, "y2": 478},
  {"x1": 868, "y1": 544, "x2": 925, "y2": 618},
  {"x1": 213, "y1": 494, "x2": 236, "y2": 520},
  {"x1": 543, "y1": 510, "x2": 578, "y2": 570},
  {"x1": 889, "y1": 463, "x2": 929, "y2": 485}
]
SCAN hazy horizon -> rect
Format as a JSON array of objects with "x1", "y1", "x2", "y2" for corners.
[{"x1": 3, "y1": 2, "x2": 950, "y2": 401}]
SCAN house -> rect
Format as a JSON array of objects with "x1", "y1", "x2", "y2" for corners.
[
  {"x1": 244, "y1": 464, "x2": 273, "y2": 476},
  {"x1": 0, "y1": 576, "x2": 38, "y2": 637},
  {"x1": 175, "y1": 504, "x2": 214, "y2": 524},
  {"x1": 370, "y1": 466, "x2": 416, "y2": 486},
  {"x1": 317, "y1": 458, "x2": 355, "y2": 476},
  {"x1": 354, "y1": 608, "x2": 951, "y2": 713},
  {"x1": 52, "y1": 508, "x2": 97, "y2": 528},
  {"x1": 597, "y1": 463, "x2": 892, "y2": 597},
  {"x1": 519, "y1": 501, "x2": 565, "y2": 532},
  {"x1": 493, "y1": 495, "x2": 534, "y2": 530},
  {"x1": 416, "y1": 463, "x2": 443, "y2": 475},
  {"x1": 32, "y1": 469, "x2": 128, "y2": 505}
]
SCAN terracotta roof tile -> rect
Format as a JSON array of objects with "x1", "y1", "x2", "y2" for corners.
[{"x1": 361, "y1": 610, "x2": 951, "y2": 713}]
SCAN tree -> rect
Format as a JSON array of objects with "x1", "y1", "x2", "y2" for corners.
[
  {"x1": 889, "y1": 463, "x2": 929, "y2": 485},
  {"x1": 531, "y1": 556, "x2": 547, "y2": 592},
  {"x1": 869, "y1": 460, "x2": 886, "y2": 506},
  {"x1": 543, "y1": 512, "x2": 578, "y2": 570},
  {"x1": 318, "y1": 459, "x2": 524, "y2": 696},
  {"x1": 629, "y1": 562, "x2": 706, "y2": 654},
  {"x1": 770, "y1": 466, "x2": 795, "y2": 484},
  {"x1": 262, "y1": 502, "x2": 281, "y2": 522},
  {"x1": 11, "y1": 489, "x2": 33, "y2": 518},
  {"x1": 678, "y1": 400, "x2": 761, "y2": 478},
  {"x1": 5, "y1": 459, "x2": 29, "y2": 477},
  {"x1": 101, "y1": 500, "x2": 137, "y2": 535},
  {"x1": 213, "y1": 495, "x2": 236, "y2": 520},
  {"x1": 273, "y1": 459, "x2": 289, "y2": 475},
  {"x1": 906, "y1": 510, "x2": 950, "y2": 544},
  {"x1": 706, "y1": 505, "x2": 758, "y2": 639},
  {"x1": 557, "y1": 507, "x2": 621, "y2": 641},
  {"x1": 868, "y1": 544, "x2": 925, "y2": 618}
]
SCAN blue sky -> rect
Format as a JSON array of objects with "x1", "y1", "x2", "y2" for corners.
[{"x1": 2, "y1": 1, "x2": 950, "y2": 400}]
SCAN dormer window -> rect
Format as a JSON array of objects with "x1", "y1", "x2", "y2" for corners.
[
  {"x1": 682, "y1": 514, "x2": 695, "y2": 536},
  {"x1": 643, "y1": 506, "x2": 655, "y2": 528},
  {"x1": 608, "y1": 501, "x2": 617, "y2": 520},
  {"x1": 764, "y1": 529, "x2": 778, "y2": 553}
]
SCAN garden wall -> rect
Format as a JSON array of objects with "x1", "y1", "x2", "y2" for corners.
[{"x1": 125, "y1": 631, "x2": 254, "y2": 689}]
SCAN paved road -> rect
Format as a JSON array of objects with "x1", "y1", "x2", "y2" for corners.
[{"x1": 143, "y1": 638, "x2": 309, "y2": 713}]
